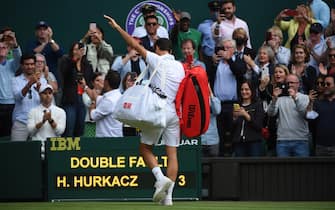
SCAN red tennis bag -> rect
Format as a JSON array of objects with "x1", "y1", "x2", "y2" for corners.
[{"x1": 175, "y1": 63, "x2": 210, "y2": 138}]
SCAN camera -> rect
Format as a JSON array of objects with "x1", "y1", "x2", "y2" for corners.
[
  {"x1": 129, "y1": 72, "x2": 137, "y2": 81},
  {"x1": 76, "y1": 72, "x2": 84, "y2": 84},
  {"x1": 277, "y1": 82, "x2": 289, "y2": 96},
  {"x1": 215, "y1": 46, "x2": 225, "y2": 54},
  {"x1": 265, "y1": 31, "x2": 272, "y2": 42},
  {"x1": 219, "y1": 9, "x2": 226, "y2": 19}
]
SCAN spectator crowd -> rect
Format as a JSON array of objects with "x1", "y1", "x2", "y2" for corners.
[{"x1": 1, "y1": 0, "x2": 335, "y2": 158}]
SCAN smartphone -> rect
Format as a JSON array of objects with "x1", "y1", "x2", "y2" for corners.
[
  {"x1": 284, "y1": 9, "x2": 298, "y2": 17},
  {"x1": 186, "y1": 54, "x2": 193, "y2": 64},
  {"x1": 261, "y1": 67, "x2": 269, "y2": 80},
  {"x1": 233, "y1": 103, "x2": 240, "y2": 111},
  {"x1": 89, "y1": 23, "x2": 97, "y2": 30},
  {"x1": 265, "y1": 31, "x2": 272, "y2": 41}
]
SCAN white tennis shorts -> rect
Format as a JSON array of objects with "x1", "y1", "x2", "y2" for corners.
[{"x1": 141, "y1": 105, "x2": 180, "y2": 147}]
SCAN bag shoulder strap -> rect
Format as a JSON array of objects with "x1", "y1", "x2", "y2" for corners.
[{"x1": 135, "y1": 59, "x2": 164, "y2": 87}]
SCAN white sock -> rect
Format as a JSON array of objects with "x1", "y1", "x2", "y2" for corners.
[
  {"x1": 152, "y1": 166, "x2": 165, "y2": 181},
  {"x1": 165, "y1": 182, "x2": 175, "y2": 200}
]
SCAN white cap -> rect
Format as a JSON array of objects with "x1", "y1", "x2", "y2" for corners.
[{"x1": 39, "y1": 84, "x2": 53, "y2": 93}]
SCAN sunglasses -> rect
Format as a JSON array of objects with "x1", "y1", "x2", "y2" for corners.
[
  {"x1": 146, "y1": 22, "x2": 158, "y2": 26},
  {"x1": 28, "y1": 89, "x2": 32, "y2": 99},
  {"x1": 328, "y1": 54, "x2": 335, "y2": 58},
  {"x1": 317, "y1": 81, "x2": 325, "y2": 86}
]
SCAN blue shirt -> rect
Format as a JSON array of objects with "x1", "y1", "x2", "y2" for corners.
[
  {"x1": 197, "y1": 19, "x2": 215, "y2": 56},
  {"x1": 12, "y1": 74, "x2": 47, "y2": 124},
  {"x1": 0, "y1": 47, "x2": 21, "y2": 104},
  {"x1": 214, "y1": 61, "x2": 237, "y2": 102},
  {"x1": 111, "y1": 55, "x2": 147, "y2": 91}
]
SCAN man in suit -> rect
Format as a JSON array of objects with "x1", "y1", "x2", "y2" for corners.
[{"x1": 140, "y1": 15, "x2": 160, "y2": 52}]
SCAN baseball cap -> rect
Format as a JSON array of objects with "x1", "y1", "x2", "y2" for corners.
[
  {"x1": 310, "y1": 22, "x2": 323, "y2": 34},
  {"x1": 39, "y1": 84, "x2": 53, "y2": 93},
  {"x1": 35, "y1": 21, "x2": 49, "y2": 29},
  {"x1": 208, "y1": 0, "x2": 221, "y2": 11},
  {"x1": 180, "y1": 11, "x2": 191, "y2": 20}
]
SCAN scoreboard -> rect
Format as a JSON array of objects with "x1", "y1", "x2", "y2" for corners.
[{"x1": 46, "y1": 137, "x2": 201, "y2": 201}]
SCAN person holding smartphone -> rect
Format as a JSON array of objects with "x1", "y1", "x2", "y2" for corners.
[
  {"x1": 80, "y1": 23, "x2": 114, "y2": 75},
  {"x1": 0, "y1": 27, "x2": 19, "y2": 60},
  {"x1": 111, "y1": 37, "x2": 147, "y2": 92},
  {"x1": 59, "y1": 42, "x2": 93, "y2": 137},
  {"x1": 0, "y1": 38, "x2": 21, "y2": 138},
  {"x1": 180, "y1": 39, "x2": 206, "y2": 69},
  {"x1": 232, "y1": 80, "x2": 265, "y2": 157},
  {"x1": 213, "y1": 39, "x2": 238, "y2": 156},
  {"x1": 212, "y1": 0, "x2": 252, "y2": 48},
  {"x1": 268, "y1": 74, "x2": 310, "y2": 157},
  {"x1": 275, "y1": 4, "x2": 316, "y2": 51}
]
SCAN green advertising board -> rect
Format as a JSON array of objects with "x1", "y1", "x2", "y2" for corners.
[{"x1": 46, "y1": 137, "x2": 201, "y2": 201}]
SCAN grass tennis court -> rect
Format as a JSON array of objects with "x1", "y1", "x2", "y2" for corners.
[{"x1": 1, "y1": 201, "x2": 334, "y2": 210}]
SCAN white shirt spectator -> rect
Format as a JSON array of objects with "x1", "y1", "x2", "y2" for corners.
[
  {"x1": 91, "y1": 89, "x2": 123, "y2": 137},
  {"x1": 212, "y1": 18, "x2": 251, "y2": 48},
  {"x1": 27, "y1": 104, "x2": 66, "y2": 141},
  {"x1": 27, "y1": 103, "x2": 66, "y2": 159}
]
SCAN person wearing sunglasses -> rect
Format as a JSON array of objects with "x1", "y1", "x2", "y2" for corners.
[
  {"x1": 324, "y1": 75, "x2": 335, "y2": 90},
  {"x1": 319, "y1": 48, "x2": 335, "y2": 76},
  {"x1": 132, "y1": 4, "x2": 169, "y2": 39},
  {"x1": 140, "y1": 15, "x2": 160, "y2": 52}
]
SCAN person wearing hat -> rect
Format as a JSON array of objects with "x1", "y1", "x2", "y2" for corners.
[
  {"x1": 25, "y1": 21, "x2": 64, "y2": 83},
  {"x1": 27, "y1": 84, "x2": 66, "y2": 158},
  {"x1": 132, "y1": 3, "x2": 169, "y2": 39},
  {"x1": 197, "y1": 0, "x2": 221, "y2": 89},
  {"x1": 306, "y1": 22, "x2": 328, "y2": 74},
  {"x1": 170, "y1": 10, "x2": 202, "y2": 60}
]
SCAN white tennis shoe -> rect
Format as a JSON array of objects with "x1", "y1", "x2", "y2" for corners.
[{"x1": 152, "y1": 176, "x2": 172, "y2": 202}]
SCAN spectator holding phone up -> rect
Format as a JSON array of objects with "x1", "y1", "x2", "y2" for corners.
[{"x1": 275, "y1": 4, "x2": 316, "y2": 51}]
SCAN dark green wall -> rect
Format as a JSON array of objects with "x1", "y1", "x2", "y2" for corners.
[{"x1": 1, "y1": 0, "x2": 312, "y2": 54}]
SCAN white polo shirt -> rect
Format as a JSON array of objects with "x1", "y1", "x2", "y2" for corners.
[
  {"x1": 145, "y1": 51, "x2": 185, "y2": 105},
  {"x1": 91, "y1": 89, "x2": 123, "y2": 137}
]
